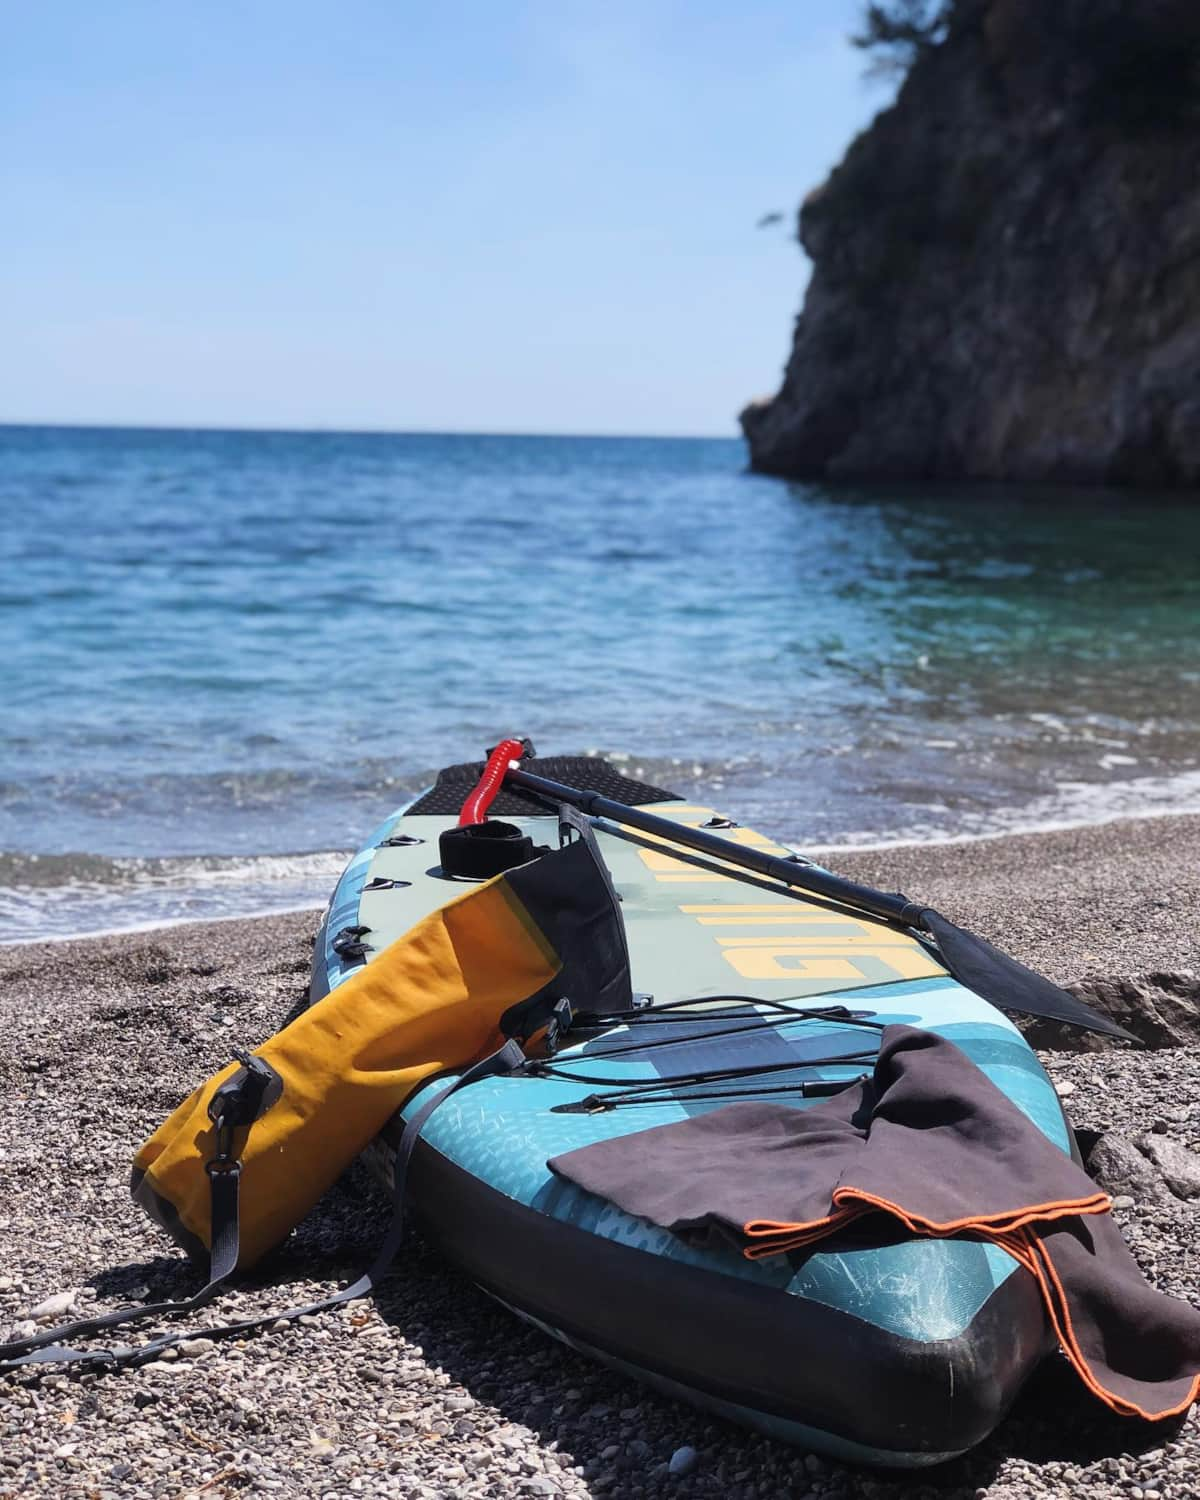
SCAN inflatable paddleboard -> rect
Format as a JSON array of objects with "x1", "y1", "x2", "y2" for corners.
[{"x1": 310, "y1": 757, "x2": 1070, "y2": 1467}]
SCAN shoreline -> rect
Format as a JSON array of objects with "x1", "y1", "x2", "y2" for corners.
[
  {"x1": 0, "y1": 898, "x2": 328, "y2": 950},
  {"x1": 7, "y1": 804, "x2": 1200, "y2": 962},
  {"x1": 1, "y1": 811, "x2": 1198, "y2": 1497},
  {"x1": 803, "y1": 793, "x2": 1200, "y2": 856},
  {"x1": 828, "y1": 808, "x2": 1200, "y2": 985}
]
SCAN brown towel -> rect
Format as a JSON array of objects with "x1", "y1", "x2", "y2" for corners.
[{"x1": 548, "y1": 1024, "x2": 1200, "y2": 1422}]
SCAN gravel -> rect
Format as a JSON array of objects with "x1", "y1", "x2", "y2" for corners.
[{"x1": 2, "y1": 811, "x2": 1199, "y2": 1498}]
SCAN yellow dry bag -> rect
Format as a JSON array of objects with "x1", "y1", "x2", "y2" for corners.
[{"x1": 131, "y1": 825, "x2": 631, "y2": 1271}]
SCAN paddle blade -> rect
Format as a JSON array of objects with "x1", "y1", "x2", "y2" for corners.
[{"x1": 920, "y1": 910, "x2": 1139, "y2": 1044}]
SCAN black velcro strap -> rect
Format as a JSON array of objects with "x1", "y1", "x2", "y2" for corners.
[{"x1": 438, "y1": 821, "x2": 545, "y2": 879}]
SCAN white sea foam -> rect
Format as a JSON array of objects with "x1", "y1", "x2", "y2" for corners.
[
  {"x1": 0, "y1": 848, "x2": 351, "y2": 946},
  {"x1": 21, "y1": 901, "x2": 329, "y2": 947},
  {"x1": 802, "y1": 767, "x2": 1200, "y2": 854},
  {"x1": 7, "y1": 766, "x2": 1200, "y2": 946}
]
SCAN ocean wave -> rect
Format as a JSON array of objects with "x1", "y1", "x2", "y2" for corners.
[
  {"x1": 0, "y1": 847, "x2": 352, "y2": 891},
  {"x1": 0, "y1": 749, "x2": 737, "y2": 850},
  {"x1": 803, "y1": 767, "x2": 1200, "y2": 853},
  {"x1": 7, "y1": 762, "x2": 1200, "y2": 946},
  {"x1": 0, "y1": 761, "x2": 428, "y2": 813},
  {"x1": 0, "y1": 751, "x2": 721, "y2": 819},
  {"x1": 0, "y1": 848, "x2": 351, "y2": 947}
]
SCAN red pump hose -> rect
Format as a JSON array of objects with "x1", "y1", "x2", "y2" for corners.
[{"x1": 457, "y1": 738, "x2": 529, "y2": 826}]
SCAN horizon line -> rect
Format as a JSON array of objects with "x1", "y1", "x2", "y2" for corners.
[{"x1": 0, "y1": 418, "x2": 744, "y2": 443}]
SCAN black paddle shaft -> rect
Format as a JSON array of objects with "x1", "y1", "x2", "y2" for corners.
[
  {"x1": 504, "y1": 767, "x2": 915, "y2": 927},
  {"x1": 504, "y1": 762, "x2": 1138, "y2": 1043}
]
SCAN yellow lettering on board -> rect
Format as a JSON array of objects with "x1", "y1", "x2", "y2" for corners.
[
  {"x1": 727, "y1": 828, "x2": 789, "y2": 851},
  {"x1": 638, "y1": 848, "x2": 743, "y2": 882},
  {"x1": 695, "y1": 913, "x2": 876, "y2": 927},
  {"x1": 638, "y1": 847, "x2": 697, "y2": 873},
  {"x1": 723, "y1": 951, "x2": 866, "y2": 980},
  {"x1": 722, "y1": 946, "x2": 941, "y2": 980},
  {"x1": 714, "y1": 934, "x2": 916, "y2": 948},
  {"x1": 681, "y1": 903, "x2": 796, "y2": 914},
  {"x1": 644, "y1": 810, "x2": 787, "y2": 852},
  {"x1": 677, "y1": 901, "x2": 945, "y2": 983}
]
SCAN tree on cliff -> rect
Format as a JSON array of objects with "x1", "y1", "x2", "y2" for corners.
[
  {"x1": 851, "y1": 1, "x2": 954, "y2": 75},
  {"x1": 853, "y1": 1, "x2": 1200, "y2": 126}
]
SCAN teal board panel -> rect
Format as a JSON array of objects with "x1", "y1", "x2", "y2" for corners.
[{"x1": 401, "y1": 1000, "x2": 1064, "y2": 1344}]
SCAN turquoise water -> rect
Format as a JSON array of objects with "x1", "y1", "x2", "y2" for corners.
[{"x1": 2, "y1": 424, "x2": 1199, "y2": 940}]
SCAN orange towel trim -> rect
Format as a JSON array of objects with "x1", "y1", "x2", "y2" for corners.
[
  {"x1": 739, "y1": 1187, "x2": 1200, "y2": 1421},
  {"x1": 831, "y1": 1184, "x2": 1112, "y2": 1237}
]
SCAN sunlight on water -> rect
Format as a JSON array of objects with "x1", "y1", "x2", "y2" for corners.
[{"x1": 2, "y1": 425, "x2": 1198, "y2": 938}]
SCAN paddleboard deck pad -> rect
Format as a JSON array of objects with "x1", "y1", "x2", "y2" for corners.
[{"x1": 309, "y1": 756, "x2": 1070, "y2": 1466}]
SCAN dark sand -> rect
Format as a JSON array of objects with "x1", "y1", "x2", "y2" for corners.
[{"x1": 1, "y1": 813, "x2": 1197, "y2": 1498}]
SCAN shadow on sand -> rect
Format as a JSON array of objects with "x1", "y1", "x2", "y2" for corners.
[{"x1": 82, "y1": 1163, "x2": 1178, "y2": 1499}]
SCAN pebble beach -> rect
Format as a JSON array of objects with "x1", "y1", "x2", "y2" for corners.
[{"x1": 2, "y1": 812, "x2": 1198, "y2": 1500}]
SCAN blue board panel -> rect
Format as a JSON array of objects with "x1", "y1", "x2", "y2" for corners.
[{"x1": 403, "y1": 995, "x2": 1066, "y2": 1344}]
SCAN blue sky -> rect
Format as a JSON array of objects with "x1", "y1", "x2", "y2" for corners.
[{"x1": 1, "y1": 3, "x2": 888, "y2": 435}]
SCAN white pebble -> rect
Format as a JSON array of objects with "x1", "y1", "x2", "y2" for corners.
[
  {"x1": 668, "y1": 1445, "x2": 698, "y2": 1476},
  {"x1": 30, "y1": 1291, "x2": 76, "y2": 1321},
  {"x1": 177, "y1": 1337, "x2": 215, "y2": 1356}
]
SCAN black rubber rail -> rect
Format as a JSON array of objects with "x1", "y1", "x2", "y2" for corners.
[{"x1": 505, "y1": 764, "x2": 1138, "y2": 1044}]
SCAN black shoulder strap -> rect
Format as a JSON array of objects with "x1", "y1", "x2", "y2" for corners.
[{"x1": 0, "y1": 1040, "x2": 525, "y2": 1373}]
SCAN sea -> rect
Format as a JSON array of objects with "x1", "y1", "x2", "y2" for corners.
[{"x1": 3, "y1": 424, "x2": 1199, "y2": 944}]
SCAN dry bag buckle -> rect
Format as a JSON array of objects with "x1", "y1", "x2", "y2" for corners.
[
  {"x1": 205, "y1": 1049, "x2": 282, "y2": 1175},
  {"x1": 205, "y1": 1116, "x2": 243, "y2": 1178}
]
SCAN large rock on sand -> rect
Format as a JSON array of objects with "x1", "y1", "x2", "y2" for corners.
[
  {"x1": 1139, "y1": 1134, "x2": 1200, "y2": 1200},
  {"x1": 1022, "y1": 972, "x2": 1200, "y2": 1052},
  {"x1": 1088, "y1": 1131, "x2": 1173, "y2": 1203}
]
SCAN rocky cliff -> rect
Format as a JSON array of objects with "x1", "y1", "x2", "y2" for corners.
[{"x1": 741, "y1": 0, "x2": 1200, "y2": 485}]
